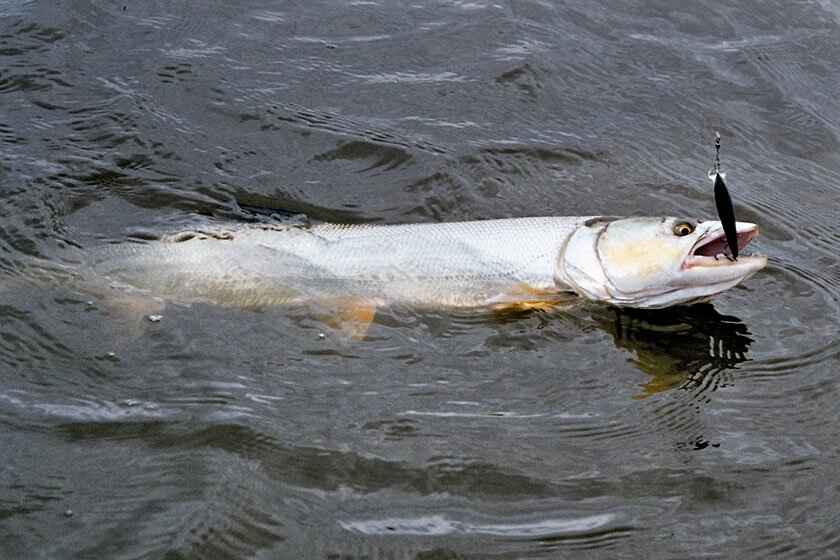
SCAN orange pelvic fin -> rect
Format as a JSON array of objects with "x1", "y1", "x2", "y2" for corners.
[
  {"x1": 322, "y1": 298, "x2": 377, "y2": 340},
  {"x1": 488, "y1": 283, "x2": 578, "y2": 313}
]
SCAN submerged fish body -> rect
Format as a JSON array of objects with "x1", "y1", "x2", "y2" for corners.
[{"x1": 87, "y1": 215, "x2": 767, "y2": 317}]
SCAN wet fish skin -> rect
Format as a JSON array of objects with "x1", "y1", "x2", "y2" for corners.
[
  {"x1": 87, "y1": 215, "x2": 767, "y2": 312},
  {"x1": 90, "y1": 217, "x2": 591, "y2": 309}
]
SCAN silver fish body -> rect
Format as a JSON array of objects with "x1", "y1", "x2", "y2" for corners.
[
  {"x1": 87, "y1": 215, "x2": 767, "y2": 311},
  {"x1": 91, "y1": 217, "x2": 593, "y2": 309}
]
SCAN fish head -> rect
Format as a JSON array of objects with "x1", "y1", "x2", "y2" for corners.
[{"x1": 559, "y1": 217, "x2": 767, "y2": 308}]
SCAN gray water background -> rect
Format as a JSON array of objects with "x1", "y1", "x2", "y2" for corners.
[{"x1": 1, "y1": 1, "x2": 839, "y2": 558}]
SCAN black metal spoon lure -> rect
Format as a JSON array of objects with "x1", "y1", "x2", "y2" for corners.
[{"x1": 709, "y1": 132, "x2": 739, "y2": 260}]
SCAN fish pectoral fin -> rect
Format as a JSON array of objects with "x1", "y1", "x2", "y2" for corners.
[
  {"x1": 488, "y1": 283, "x2": 579, "y2": 313},
  {"x1": 322, "y1": 299, "x2": 377, "y2": 341}
]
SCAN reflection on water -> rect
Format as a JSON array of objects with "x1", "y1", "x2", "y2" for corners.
[
  {"x1": 591, "y1": 304, "x2": 753, "y2": 398},
  {"x1": 486, "y1": 299, "x2": 753, "y2": 400}
]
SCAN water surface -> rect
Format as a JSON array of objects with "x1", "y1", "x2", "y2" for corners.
[{"x1": 1, "y1": 1, "x2": 839, "y2": 558}]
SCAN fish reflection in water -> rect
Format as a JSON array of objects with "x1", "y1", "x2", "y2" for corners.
[{"x1": 592, "y1": 303, "x2": 753, "y2": 398}]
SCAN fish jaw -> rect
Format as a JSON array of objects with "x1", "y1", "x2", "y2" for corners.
[
  {"x1": 654, "y1": 220, "x2": 767, "y2": 308},
  {"x1": 627, "y1": 220, "x2": 767, "y2": 308},
  {"x1": 559, "y1": 217, "x2": 767, "y2": 308},
  {"x1": 683, "y1": 221, "x2": 765, "y2": 269}
]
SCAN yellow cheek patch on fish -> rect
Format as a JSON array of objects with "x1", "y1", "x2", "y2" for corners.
[{"x1": 598, "y1": 238, "x2": 684, "y2": 280}]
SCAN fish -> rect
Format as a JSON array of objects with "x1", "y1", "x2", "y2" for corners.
[{"x1": 83, "y1": 216, "x2": 766, "y2": 335}]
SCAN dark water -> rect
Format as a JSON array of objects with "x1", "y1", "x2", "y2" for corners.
[{"x1": 1, "y1": 1, "x2": 839, "y2": 558}]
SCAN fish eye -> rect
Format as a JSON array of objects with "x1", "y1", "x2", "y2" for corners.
[{"x1": 673, "y1": 221, "x2": 696, "y2": 236}]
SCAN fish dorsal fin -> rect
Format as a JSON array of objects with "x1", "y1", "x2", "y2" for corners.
[{"x1": 158, "y1": 228, "x2": 236, "y2": 243}]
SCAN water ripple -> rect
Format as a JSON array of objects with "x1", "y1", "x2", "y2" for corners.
[
  {"x1": 340, "y1": 512, "x2": 618, "y2": 537},
  {"x1": 2, "y1": 1, "x2": 840, "y2": 558}
]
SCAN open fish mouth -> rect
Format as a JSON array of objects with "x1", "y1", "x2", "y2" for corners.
[{"x1": 684, "y1": 223, "x2": 761, "y2": 268}]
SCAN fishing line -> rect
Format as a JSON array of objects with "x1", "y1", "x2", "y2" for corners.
[{"x1": 708, "y1": 132, "x2": 738, "y2": 260}]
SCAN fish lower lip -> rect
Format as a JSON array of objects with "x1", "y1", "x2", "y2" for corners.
[{"x1": 684, "y1": 251, "x2": 763, "y2": 268}]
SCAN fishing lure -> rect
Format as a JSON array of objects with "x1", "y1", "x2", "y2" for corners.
[{"x1": 709, "y1": 132, "x2": 738, "y2": 260}]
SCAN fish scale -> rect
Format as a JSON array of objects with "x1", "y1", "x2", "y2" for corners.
[{"x1": 90, "y1": 217, "x2": 594, "y2": 308}]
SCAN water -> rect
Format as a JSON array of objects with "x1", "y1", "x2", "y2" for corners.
[{"x1": 1, "y1": 1, "x2": 839, "y2": 558}]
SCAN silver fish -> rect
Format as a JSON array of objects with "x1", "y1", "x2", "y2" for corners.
[{"x1": 86, "y1": 216, "x2": 766, "y2": 323}]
